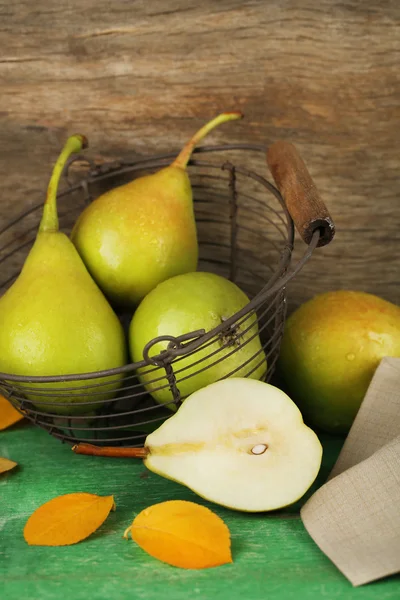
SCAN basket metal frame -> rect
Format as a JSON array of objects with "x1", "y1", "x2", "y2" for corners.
[{"x1": 0, "y1": 143, "x2": 319, "y2": 446}]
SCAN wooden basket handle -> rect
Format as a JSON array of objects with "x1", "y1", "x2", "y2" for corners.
[{"x1": 266, "y1": 141, "x2": 335, "y2": 247}]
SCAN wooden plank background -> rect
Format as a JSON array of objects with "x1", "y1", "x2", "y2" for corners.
[{"x1": 1, "y1": 0, "x2": 399, "y2": 311}]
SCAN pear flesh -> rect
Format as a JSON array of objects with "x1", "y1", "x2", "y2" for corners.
[
  {"x1": 71, "y1": 113, "x2": 243, "y2": 307},
  {"x1": 0, "y1": 135, "x2": 127, "y2": 414},
  {"x1": 129, "y1": 272, "x2": 267, "y2": 406},
  {"x1": 144, "y1": 378, "x2": 322, "y2": 512}
]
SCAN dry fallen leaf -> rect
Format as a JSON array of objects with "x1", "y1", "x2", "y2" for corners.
[
  {"x1": 0, "y1": 395, "x2": 24, "y2": 430},
  {"x1": 0, "y1": 457, "x2": 18, "y2": 475},
  {"x1": 124, "y1": 500, "x2": 232, "y2": 569},
  {"x1": 24, "y1": 492, "x2": 115, "y2": 546}
]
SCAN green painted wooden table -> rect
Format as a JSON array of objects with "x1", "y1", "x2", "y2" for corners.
[{"x1": 1, "y1": 423, "x2": 398, "y2": 600}]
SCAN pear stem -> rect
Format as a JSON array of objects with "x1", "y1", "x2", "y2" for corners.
[
  {"x1": 72, "y1": 443, "x2": 148, "y2": 459},
  {"x1": 39, "y1": 134, "x2": 88, "y2": 233},
  {"x1": 172, "y1": 112, "x2": 243, "y2": 170}
]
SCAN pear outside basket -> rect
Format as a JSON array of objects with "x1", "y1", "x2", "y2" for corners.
[{"x1": 0, "y1": 141, "x2": 335, "y2": 446}]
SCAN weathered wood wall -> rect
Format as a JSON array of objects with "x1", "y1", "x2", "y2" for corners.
[{"x1": 1, "y1": 0, "x2": 399, "y2": 311}]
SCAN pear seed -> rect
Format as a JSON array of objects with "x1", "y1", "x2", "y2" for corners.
[{"x1": 251, "y1": 444, "x2": 268, "y2": 455}]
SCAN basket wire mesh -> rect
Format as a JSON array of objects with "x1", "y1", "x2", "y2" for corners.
[{"x1": 0, "y1": 143, "x2": 321, "y2": 446}]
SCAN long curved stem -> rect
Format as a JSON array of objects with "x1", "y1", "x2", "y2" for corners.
[
  {"x1": 39, "y1": 134, "x2": 88, "y2": 233},
  {"x1": 172, "y1": 112, "x2": 243, "y2": 170}
]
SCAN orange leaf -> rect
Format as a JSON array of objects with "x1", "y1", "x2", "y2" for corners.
[
  {"x1": 124, "y1": 500, "x2": 232, "y2": 569},
  {"x1": 24, "y1": 492, "x2": 115, "y2": 546},
  {"x1": 0, "y1": 456, "x2": 18, "y2": 474},
  {"x1": 0, "y1": 395, "x2": 24, "y2": 430}
]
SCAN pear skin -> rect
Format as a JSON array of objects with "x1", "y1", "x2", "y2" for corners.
[
  {"x1": 72, "y1": 165, "x2": 197, "y2": 307},
  {"x1": 278, "y1": 290, "x2": 400, "y2": 433},
  {"x1": 0, "y1": 136, "x2": 127, "y2": 415},
  {"x1": 71, "y1": 113, "x2": 243, "y2": 307},
  {"x1": 129, "y1": 272, "x2": 267, "y2": 407}
]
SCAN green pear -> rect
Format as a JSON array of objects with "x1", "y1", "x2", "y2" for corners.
[
  {"x1": 0, "y1": 135, "x2": 127, "y2": 414},
  {"x1": 71, "y1": 112, "x2": 243, "y2": 308},
  {"x1": 144, "y1": 378, "x2": 322, "y2": 512},
  {"x1": 129, "y1": 272, "x2": 267, "y2": 407},
  {"x1": 278, "y1": 290, "x2": 400, "y2": 434}
]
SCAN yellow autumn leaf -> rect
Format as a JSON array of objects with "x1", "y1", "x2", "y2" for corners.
[
  {"x1": 0, "y1": 394, "x2": 24, "y2": 430},
  {"x1": 0, "y1": 457, "x2": 18, "y2": 474},
  {"x1": 24, "y1": 492, "x2": 115, "y2": 546},
  {"x1": 124, "y1": 500, "x2": 232, "y2": 569}
]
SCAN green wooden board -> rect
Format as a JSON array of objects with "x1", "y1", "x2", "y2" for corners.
[{"x1": 1, "y1": 423, "x2": 398, "y2": 600}]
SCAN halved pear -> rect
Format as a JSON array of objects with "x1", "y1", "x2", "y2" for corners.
[{"x1": 144, "y1": 378, "x2": 323, "y2": 512}]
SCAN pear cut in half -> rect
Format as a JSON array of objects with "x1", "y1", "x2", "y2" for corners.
[{"x1": 144, "y1": 378, "x2": 322, "y2": 512}]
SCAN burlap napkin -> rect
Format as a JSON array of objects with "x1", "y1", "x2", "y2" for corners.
[{"x1": 301, "y1": 357, "x2": 400, "y2": 587}]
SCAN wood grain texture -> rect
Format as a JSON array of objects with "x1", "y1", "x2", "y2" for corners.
[
  {"x1": 0, "y1": 0, "x2": 399, "y2": 311},
  {"x1": 1, "y1": 425, "x2": 399, "y2": 600}
]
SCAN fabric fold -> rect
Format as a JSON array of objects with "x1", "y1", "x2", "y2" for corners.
[{"x1": 300, "y1": 357, "x2": 400, "y2": 587}]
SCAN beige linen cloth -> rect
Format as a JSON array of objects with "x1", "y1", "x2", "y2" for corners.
[{"x1": 301, "y1": 357, "x2": 400, "y2": 587}]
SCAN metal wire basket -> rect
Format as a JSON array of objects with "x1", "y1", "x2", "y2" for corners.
[{"x1": 0, "y1": 140, "x2": 335, "y2": 446}]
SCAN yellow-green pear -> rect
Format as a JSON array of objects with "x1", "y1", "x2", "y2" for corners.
[
  {"x1": 71, "y1": 112, "x2": 243, "y2": 308},
  {"x1": 278, "y1": 290, "x2": 400, "y2": 434},
  {"x1": 130, "y1": 272, "x2": 267, "y2": 407},
  {"x1": 0, "y1": 135, "x2": 127, "y2": 414}
]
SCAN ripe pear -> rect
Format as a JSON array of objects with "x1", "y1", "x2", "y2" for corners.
[
  {"x1": 143, "y1": 378, "x2": 322, "y2": 512},
  {"x1": 278, "y1": 290, "x2": 400, "y2": 434},
  {"x1": 71, "y1": 112, "x2": 243, "y2": 308},
  {"x1": 0, "y1": 135, "x2": 127, "y2": 414},
  {"x1": 129, "y1": 271, "x2": 267, "y2": 407}
]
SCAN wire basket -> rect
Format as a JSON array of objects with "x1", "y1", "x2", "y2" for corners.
[{"x1": 0, "y1": 141, "x2": 335, "y2": 446}]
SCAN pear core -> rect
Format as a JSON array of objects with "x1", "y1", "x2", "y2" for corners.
[{"x1": 144, "y1": 378, "x2": 322, "y2": 512}]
